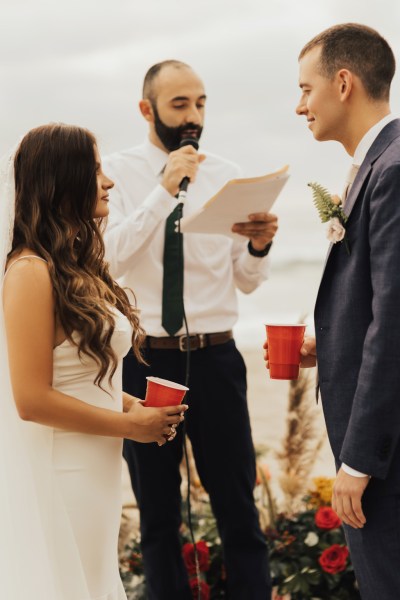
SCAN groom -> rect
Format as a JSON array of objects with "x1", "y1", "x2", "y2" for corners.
[{"x1": 295, "y1": 24, "x2": 400, "y2": 599}]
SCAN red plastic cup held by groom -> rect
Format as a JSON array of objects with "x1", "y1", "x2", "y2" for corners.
[
  {"x1": 265, "y1": 324, "x2": 306, "y2": 380},
  {"x1": 144, "y1": 376, "x2": 189, "y2": 407}
]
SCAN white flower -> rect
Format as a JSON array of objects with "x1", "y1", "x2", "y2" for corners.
[
  {"x1": 326, "y1": 217, "x2": 346, "y2": 243},
  {"x1": 130, "y1": 575, "x2": 145, "y2": 587},
  {"x1": 304, "y1": 531, "x2": 319, "y2": 547}
]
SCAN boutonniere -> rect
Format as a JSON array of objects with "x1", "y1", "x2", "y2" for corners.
[{"x1": 308, "y1": 182, "x2": 350, "y2": 255}]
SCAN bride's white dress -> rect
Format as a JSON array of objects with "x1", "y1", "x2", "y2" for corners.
[
  {"x1": 1, "y1": 257, "x2": 131, "y2": 599},
  {"x1": 52, "y1": 310, "x2": 131, "y2": 599}
]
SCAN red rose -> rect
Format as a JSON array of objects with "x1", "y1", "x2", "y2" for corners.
[
  {"x1": 315, "y1": 506, "x2": 342, "y2": 530},
  {"x1": 182, "y1": 541, "x2": 210, "y2": 575},
  {"x1": 189, "y1": 578, "x2": 210, "y2": 600},
  {"x1": 319, "y1": 544, "x2": 349, "y2": 574}
]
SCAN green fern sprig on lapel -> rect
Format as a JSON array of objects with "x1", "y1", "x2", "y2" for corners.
[
  {"x1": 308, "y1": 181, "x2": 350, "y2": 255},
  {"x1": 307, "y1": 182, "x2": 347, "y2": 224}
]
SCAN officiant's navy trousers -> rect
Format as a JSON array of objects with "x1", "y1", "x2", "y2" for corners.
[{"x1": 122, "y1": 339, "x2": 271, "y2": 600}]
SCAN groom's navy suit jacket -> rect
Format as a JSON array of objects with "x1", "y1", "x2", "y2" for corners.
[{"x1": 315, "y1": 119, "x2": 400, "y2": 491}]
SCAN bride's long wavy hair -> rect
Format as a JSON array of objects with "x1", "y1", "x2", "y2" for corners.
[{"x1": 10, "y1": 123, "x2": 145, "y2": 387}]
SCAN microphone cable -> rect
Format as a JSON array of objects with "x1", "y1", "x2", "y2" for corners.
[{"x1": 175, "y1": 152, "x2": 202, "y2": 600}]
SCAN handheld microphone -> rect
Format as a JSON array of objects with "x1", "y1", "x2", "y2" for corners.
[{"x1": 177, "y1": 137, "x2": 199, "y2": 203}]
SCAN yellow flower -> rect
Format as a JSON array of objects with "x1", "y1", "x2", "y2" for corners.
[{"x1": 311, "y1": 477, "x2": 335, "y2": 505}]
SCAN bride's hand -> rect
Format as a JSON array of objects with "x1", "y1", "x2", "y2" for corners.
[
  {"x1": 122, "y1": 394, "x2": 135, "y2": 413},
  {"x1": 126, "y1": 401, "x2": 188, "y2": 446}
]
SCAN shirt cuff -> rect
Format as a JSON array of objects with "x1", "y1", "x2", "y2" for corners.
[
  {"x1": 247, "y1": 241, "x2": 272, "y2": 257},
  {"x1": 341, "y1": 463, "x2": 369, "y2": 478}
]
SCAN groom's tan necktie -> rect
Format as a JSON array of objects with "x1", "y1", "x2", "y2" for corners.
[{"x1": 342, "y1": 164, "x2": 360, "y2": 206}]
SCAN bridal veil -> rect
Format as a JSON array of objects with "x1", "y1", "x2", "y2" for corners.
[{"x1": 0, "y1": 148, "x2": 90, "y2": 599}]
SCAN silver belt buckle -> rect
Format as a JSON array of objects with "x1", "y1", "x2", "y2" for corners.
[
  {"x1": 178, "y1": 334, "x2": 207, "y2": 351},
  {"x1": 179, "y1": 335, "x2": 190, "y2": 352}
]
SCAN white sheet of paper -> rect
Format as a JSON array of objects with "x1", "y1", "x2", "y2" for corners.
[{"x1": 179, "y1": 165, "x2": 289, "y2": 237}]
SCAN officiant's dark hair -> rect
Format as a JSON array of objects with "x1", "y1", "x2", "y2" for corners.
[
  {"x1": 299, "y1": 23, "x2": 395, "y2": 101},
  {"x1": 12, "y1": 123, "x2": 145, "y2": 387}
]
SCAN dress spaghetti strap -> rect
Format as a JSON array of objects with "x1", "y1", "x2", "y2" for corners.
[{"x1": 4, "y1": 255, "x2": 47, "y2": 280}]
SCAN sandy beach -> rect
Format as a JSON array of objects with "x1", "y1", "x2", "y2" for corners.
[{"x1": 237, "y1": 347, "x2": 335, "y2": 478}]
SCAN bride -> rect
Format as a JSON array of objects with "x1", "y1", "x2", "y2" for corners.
[{"x1": 0, "y1": 123, "x2": 187, "y2": 599}]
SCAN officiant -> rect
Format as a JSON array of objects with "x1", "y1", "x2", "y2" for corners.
[{"x1": 103, "y1": 59, "x2": 278, "y2": 600}]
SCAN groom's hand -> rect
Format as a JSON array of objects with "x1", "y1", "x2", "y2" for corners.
[
  {"x1": 332, "y1": 468, "x2": 370, "y2": 529},
  {"x1": 263, "y1": 334, "x2": 317, "y2": 369},
  {"x1": 300, "y1": 336, "x2": 317, "y2": 367}
]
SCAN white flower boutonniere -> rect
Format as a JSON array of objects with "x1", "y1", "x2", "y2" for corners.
[{"x1": 308, "y1": 182, "x2": 350, "y2": 255}]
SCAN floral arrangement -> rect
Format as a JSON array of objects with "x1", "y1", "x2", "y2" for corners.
[
  {"x1": 120, "y1": 475, "x2": 359, "y2": 599},
  {"x1": 181, "y1": 540, "x2": 211, "y2": 599},
  {"x1": 120, "y1": 491, "x2": 224, "y2": 600},
  {"x1": 308, "y1": 182, "x2": 350, "y2": 254},
  {"x1": 266, "y1": 477, "x2": 359, "y2": 599}
]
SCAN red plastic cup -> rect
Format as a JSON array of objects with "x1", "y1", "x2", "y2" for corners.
[
  {"x1": 144, "y1": 376, "x2": 189, "y2": 407},
  {"x1": 265, "y1": 324, "x2": 306, "y2": 380}
]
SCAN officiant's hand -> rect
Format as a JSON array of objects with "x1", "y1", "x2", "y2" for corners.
[
  {"x1": 232, "y1": 212, "x2": 278, "y2": 250},
  {"x1": 162, "y1": 145, "x2": 206, "y2": 196}
]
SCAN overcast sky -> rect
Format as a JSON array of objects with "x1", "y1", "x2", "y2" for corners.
[{"x1": 1, "y1": 0, "x2": 400, "y2": 267}]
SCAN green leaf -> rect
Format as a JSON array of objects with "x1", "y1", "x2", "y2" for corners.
[{"x1": 308, "y1": 182, "x2": 336, "y2": 223}]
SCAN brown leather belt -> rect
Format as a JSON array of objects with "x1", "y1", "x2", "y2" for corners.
[{"x1": 146, "y1": 330, "x2": 233, "y2": 352}]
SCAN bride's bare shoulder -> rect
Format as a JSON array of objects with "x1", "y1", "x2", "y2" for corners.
[
  {"x1": 4, "y1": 250, "x2": 50, "y2": 298},
  {"x1": 5, "y1": 249, "x2": 48, "y2": 273}
]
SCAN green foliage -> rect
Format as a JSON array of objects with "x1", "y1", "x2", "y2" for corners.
[
  {"x1": 121, "y1": 496, "x2": 361, "y2": 599},
  {"x1": 266, "y1": 507, "x2": 360, "y2": 599},
  {"x1": 308, "y1": 182, "x2": 347, "y2": 224},
  {"x1": 180, "y1": 496, "x2": 228, "y2": 598}
]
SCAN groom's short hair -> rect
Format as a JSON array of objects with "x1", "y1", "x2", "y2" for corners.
[{"x1": 299, "y1": 23, "x2": 395, "y2": 101}]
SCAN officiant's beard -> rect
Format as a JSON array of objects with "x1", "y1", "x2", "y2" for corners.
[{"x1": 152, "y1": 104, "x2": 203, "y2": 152}]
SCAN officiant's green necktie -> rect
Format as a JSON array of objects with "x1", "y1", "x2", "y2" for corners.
[{"x1": 161, "y1": 203, "x2": 184, "y2": 335}]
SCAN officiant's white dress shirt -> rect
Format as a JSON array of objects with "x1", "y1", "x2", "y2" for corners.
[{"x1": 103, "y1": 139, "x2": 270, "y2": 337}]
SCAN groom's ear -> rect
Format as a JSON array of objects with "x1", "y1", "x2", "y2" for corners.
[{"x1": 338, "y1": 69, "x2": 353, "y2": 101}]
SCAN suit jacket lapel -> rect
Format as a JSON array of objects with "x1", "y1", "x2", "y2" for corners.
[
  {"x1": 345, "y1": 119, "x2": 400, "y2": 218},
  {"x1": 320, "y1": 119, "x2": 400, "y2": 275}
]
